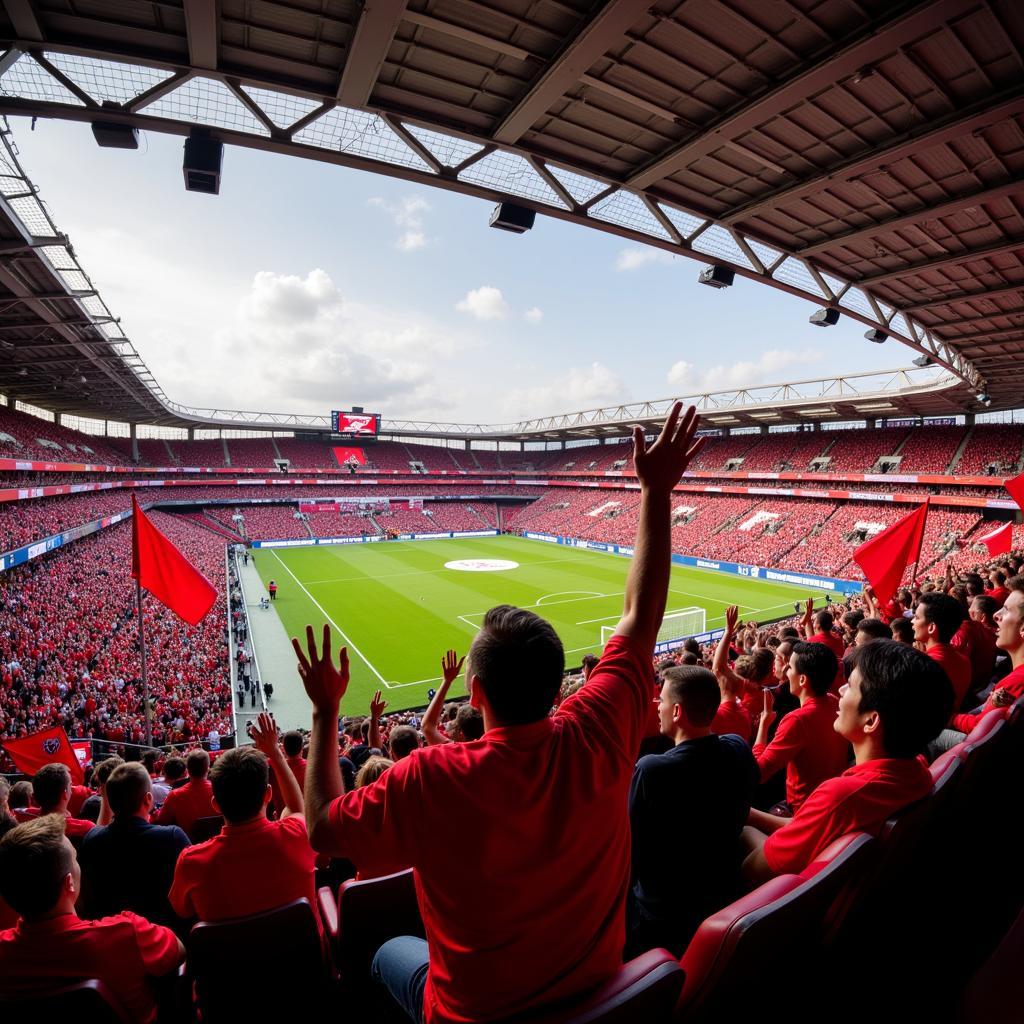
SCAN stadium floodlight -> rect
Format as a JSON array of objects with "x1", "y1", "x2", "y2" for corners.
[
  {"x1": 698, "y1": 264, "x2": 734, "y2": 289},
  {"x1": 809, "y1": 307, "x2": 840, "y2": 327},
  {"x1": 489, "y1": 202, "x2": 535, "y2": 233},
  {"x1": 91, "y1": 121, "x2": 139, "y2": 150},
  {"x1": 864, "y1": 328, "x2": 887, "y2": 343},
  {"x1": 183, "y1": 131, "x2": 223, "y2": 194},
  {"x1": 978, "y1": 392, "x2": 992, "y2": 406},
  {"x1": 912, "y1": 355, "x2": 932, "y2": 367}
]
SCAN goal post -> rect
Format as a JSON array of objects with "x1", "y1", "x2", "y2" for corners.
[{"x1": 600, "y1": 606, "x2": 707, "y2": 652}]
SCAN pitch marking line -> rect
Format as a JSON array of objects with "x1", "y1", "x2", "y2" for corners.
[
  {"x1": 301, "y1": 555, "x2": 576, "y2": 586},
  {"x1": 269, "y1": 549, "x2": 393, "y2": 689},
  {"x1": 536, "y1": 590, "x2": 603, "y2": 605}
]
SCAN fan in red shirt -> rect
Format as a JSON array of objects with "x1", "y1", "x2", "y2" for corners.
[
  {"x1": 15, "y1": 764, "x2": 95, "y2": 839},
  {"x1": 912, "y1": 592, "x2": 972, "y2": 712},
  {"x1": 961, "y1": 595, "x2": 999, "y2": 691},
  {"x1": 985, "y1": 569, "x2": 1010, "y2": 608},
  {"x1": 941, "y1": 575, "x2": 1024, "y2": 741},
  {"x1": 295, "y1": 403, "x2": 705, "y2": 1024},
  {"x1": 800, "y1": 600, "x2": 846, "y2": 692},
  {"x1": 751, "y1": 640, "x2": 849, "y2": 815},
  {"x1": 0, "y1": 815, "x2": 184, "y2": 1022},
  {"x1": 269, "y1": 730, "x2": 307, "y2": 817},
  {"x1": 741, "y1": 639, "x2": 954, "y2": 880},
  {"x1": 169, "y1": 713, "x2": 315, "y2": 924},
  {"x1": 156, "y1": 749, "x2": 216, "y2": 839}
]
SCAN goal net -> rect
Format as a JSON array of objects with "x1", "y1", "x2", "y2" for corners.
[{"x1": 601, "y1": 606, "x2": 707, "y2": 652}]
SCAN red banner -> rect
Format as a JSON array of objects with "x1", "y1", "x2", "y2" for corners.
[
  {"x1": 333, "y1": 446, "x2": 367, "y2": 466},
  {"x1": 2, "y1": 726, "x2": 85, "y2": 783}
]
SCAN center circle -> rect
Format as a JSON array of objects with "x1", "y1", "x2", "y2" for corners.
[{"x1": 444, "y1": 559, "x2": 520, "y2": 572}]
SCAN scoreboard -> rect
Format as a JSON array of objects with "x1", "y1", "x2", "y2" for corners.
[{"x1": 331, "y1": 410, "x2": 381, "y2": 435}]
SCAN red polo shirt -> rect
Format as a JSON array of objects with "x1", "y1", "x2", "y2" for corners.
[
  {"x1": 0, "y1": 912, "x2": 181, "y2": 1023},
  {"x1": 156, "y1": 778, "x2": 216, "y2": 839},
  {"x1": 752, "y1": 694, "x2": 849, "y2": 810},
  {"x1": 763, "y1": 756, "x2": 933, "y2": 874},
  {"x1": 952, "y1": 662, "x2": 1024, "y2": 734},
  {"x1": 324, "y1": 633, "x2": 651, "y2": 1024},
  {"x1": 926, "y1": 643, "x2": 972, "y2": 711},
  {"x1": 168, "y1": 814, "x2": 316, "y2": 923}
]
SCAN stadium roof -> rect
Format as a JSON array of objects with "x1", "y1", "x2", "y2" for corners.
[{"x1": 0, "y1": 0, "x2": 1021, "y2": 439}]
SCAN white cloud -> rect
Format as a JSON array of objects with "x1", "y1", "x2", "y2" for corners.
[
  {"x1": 524, "y1": 307, "x2": 543, "y2": 324},
  {"x1": 368, "y1": 195, "x2": 431, "y2": 251},
  {"x1": 666, "y1": 349, "x2": 823, "y2": 394},
  {"x1": 615, "y1": 247, "x2": 674, "y2": 271},
  {"x1": 503, "y1": 362, "x2": 628, "y2": 418},
  {"x1": 456, "y1": 285, "x2": 509, "y2": 321}
]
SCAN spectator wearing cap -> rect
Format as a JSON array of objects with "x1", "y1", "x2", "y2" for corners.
[
  {"x1": 0, "y1": 815, "x2": 184, "y2": 1023},
  {"x1": 156, "y1": 749, "x2": 216, "y2": 840},
  {"x1": 78, "y1": 763, "x2": 190, "y2": 927}
]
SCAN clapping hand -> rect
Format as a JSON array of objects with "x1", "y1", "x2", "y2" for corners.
[
  {"x1": 292, "y1": 624, "x2": 350, "y2": 714},
  {"x1": 249, "y1": 711, "x2": 279, "y2": 757}
]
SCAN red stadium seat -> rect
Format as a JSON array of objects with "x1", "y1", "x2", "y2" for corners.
[
  {"x1": 0, "y1": 978, "x2": 131, "y2": 1022},
  {"x1": 188, "y1": 898, "x2": 332, "y2": 1020}
]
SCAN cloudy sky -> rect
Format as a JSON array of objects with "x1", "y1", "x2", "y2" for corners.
[{"x1": 11, "y1": 116, "x2": 898, "y2": 425}]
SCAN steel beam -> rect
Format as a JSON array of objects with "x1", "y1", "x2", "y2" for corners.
[
  {"x1": 183, "y1": 0, "x2": 219, "y2": 71},
  {"x1": 337, "y1": 0, "x2": 409, "y2": 108},
  {"x1": 855, "y1": 236, "x2": 1024, "y2": 287},
  {"x1": 493, "y1": 0, "x2": 652, "y2": 145},
  {"x1": 626, "y1": 0, "x2": 977, "y2": 190}
]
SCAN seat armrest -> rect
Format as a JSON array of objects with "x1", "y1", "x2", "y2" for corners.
[{"x1": 318, "y1": 885, "x2": 339, "y2": 938}]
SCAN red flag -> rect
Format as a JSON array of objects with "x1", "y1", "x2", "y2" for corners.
[
  {"x1": 979, "y1": 521, "x2": 1013, "y2": 557},
  {"x1": 853, "y1": 501, "x2": 930, "y2": 606},
  {"x1": 1005, "y1": 471, "x2": 1024, "y2": 511},
  {"x1": 2, "y1": 726, "x2": 84, "y2": 783},
  {"x1": 131, "y1": 495, "x2": 217, "y2": 626}
]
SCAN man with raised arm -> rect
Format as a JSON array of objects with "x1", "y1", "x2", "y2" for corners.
[{"x1": 296, "y1": 403, "x2": 704, "y2": 1024}]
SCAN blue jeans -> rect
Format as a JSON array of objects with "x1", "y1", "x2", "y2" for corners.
[{"x1": 372, "y1": 936, "x2": 429, "y2": 1024}]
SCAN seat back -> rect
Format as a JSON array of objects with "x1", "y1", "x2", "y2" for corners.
[
  {"x1": 514, "y1": 949, "x2": 683, "y2": 1024},
  {"x1": 0, "y1": 979, "x2": 130, "y2": 1022},
  {"x1": 189, "y1": 898, "x2": 326, "y2": 1021},
  {"x1": 190, "y1": 814, "x2": 224, "y2": 843},
  {"x1": 336, "y1": 869, "x2": 425, "y2": 984}
]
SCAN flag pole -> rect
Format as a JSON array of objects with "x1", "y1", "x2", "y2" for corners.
[{"x1": 137, "y1": 579, "x2": 152, "y2": 748}]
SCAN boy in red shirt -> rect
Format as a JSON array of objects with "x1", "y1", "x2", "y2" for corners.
[
  {"x1": 751, "y1": 640, "x2": 849, "y2": 815},
  {"x1": 0, "y1": 815, "x2": 183, "y2": 1022},
  {"x1": 912, "y1": 592, "x2": 972, "y2": 711},
  {"x1": 156, "y1": 749, "x2": 216, "y2": 839},
  {"x1": 741, "y1": 639, "x2": 953, "y2": 881},
  {"x1": 295, "y1": 403, "x2": 705, "y2": 1024},
  {"x1": 169, "y1": 713, "x2": 315, "y2": 923}
]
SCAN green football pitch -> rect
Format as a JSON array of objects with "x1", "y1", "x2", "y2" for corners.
[{"x1": 252, "y1": 534, "x2": 834, "y2": 714}]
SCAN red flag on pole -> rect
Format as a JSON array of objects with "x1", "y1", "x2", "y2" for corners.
[
  {"x1": 131, "y1": 495, "x2": 217, "y2": 626},
  {"x1": 979, "y1": 521, "x2": 1013, "y2": 557},
  {"x1": 1005, "y1": 471, "x2": 1024, "y2": 511},
  {"x1": 853, "y1": 500, "x2": 930, "y2": 606},
  {"x1": 2, "y1": 725, "x2": 84, "y2": 783}
]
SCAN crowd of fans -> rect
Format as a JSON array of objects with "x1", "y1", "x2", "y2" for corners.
[{"x1": 1, "y1": 403, "x2": 1020, "y2": 1022}]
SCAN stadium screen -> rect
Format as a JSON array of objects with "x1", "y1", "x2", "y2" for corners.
[{"x1": 331, "y1": 410, "x2": 381, "y2": 436}]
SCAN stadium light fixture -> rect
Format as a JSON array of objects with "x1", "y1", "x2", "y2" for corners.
[
  {"x1": 183, "y1": 131, "x2": 223, "y2": 194},
  {"x1": 912, "y1": 355, "x2": 933, "y2": 367},
  {"x1": 489, "y1": 202, "x2": 535, "y2": 233},
  {"x1": 698, "y1": 264, "x2": 734, "y2": 289},
  {"x1": 864, "y1": 328, "x2": 887, "y2": 343},
  {"x1": 809, "y1": 307, "x2": 840, "y2": 327},
  {"x1": 978, "y1": 392, "x2": 992, "y2": 406},
  {"x1": 91, "y1": 120, "x2": 139, "y2": 150}
]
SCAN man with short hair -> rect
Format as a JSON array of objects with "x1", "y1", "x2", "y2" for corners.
[
  {"x1": 800, "y1": 601, "x2": 845, "y2": 691},
  {"x1": 297, "y1": 403, "x2": 705, "y2": 1024},
  {"x1": 78, "y1": 763, "x2": 190, "y2": 926},
  {"x1": 169, "y1": 713, "x2": 316, "y2": 924},
  {"x1": 0, "y1": 815, "x2": 184, "y2": 1022},
  {"x1": 741, "y1": 640, "x2": 953, "y2": 880},
  {"x1": 270, "y1": 730, "x2": 307, "y2": 817},
  {"x1": 581, "y1": 654, "x2": 599, "y2": 682},
  {"x1": 913, "y1": 592, "x2": 972, "y2": 710},
  {"x1": 388, "y1": 725, "x2": 422, "y2": 761},
  {"x1": 17, "y1": 764, "x2": 95, "y2": 839},
  {"x1": 962, "y1": 594, "x2": 998, "y2": 692},
  {"x1": 751, "y1": 642, "x2": 850, "y2": 816},
  {"x1": 628, "y1": 665, "x2": 757, "y2": 957},
  {"x1": 156, "y1": 749, "x2": 216, "y2": 840}
]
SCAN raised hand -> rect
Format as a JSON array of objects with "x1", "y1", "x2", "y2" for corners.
[
  {"x1": 724, "y1": 604, "x2": 740, "y2": 635},
  {"x1": 292, "y1": 624, "x2": 350, "y2": 714},
  {"x1": 249, "y1": 711, "x2": 280, "y2": 757},
  {"x1": 441, "y1": 650, "x2": 465, "y2": 686},
  {"x1": 761, "y1": 688, "x2": 777, "y2": 731},
  {"x1": 632, "y1": 402, "x2": 705, "y2": 497},
  {"x1": 369, "y1": 689, "x2": 388, "y2": 719}
]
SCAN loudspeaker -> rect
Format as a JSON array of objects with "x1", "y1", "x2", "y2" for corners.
[
  {"x1": 489, "y1": 203, "x2": 536, "y2": 233},
  {"x1": 698, "y1": 264, "x2": 734, "y2": 288},
  {"x1": 183, "y1": 135, "x2": 223, "y2": 194},
  {"x1": 91, "y1": 121, "x2": 140, "y2": 149}
]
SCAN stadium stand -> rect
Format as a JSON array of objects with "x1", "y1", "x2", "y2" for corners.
[
  {"x1": 224, "y1": 438, "x2": 279, "y2": 468},
  {"x1": 273, "y1": 439, "x2": 339, "y2": 468}
]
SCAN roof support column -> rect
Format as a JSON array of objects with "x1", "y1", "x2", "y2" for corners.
[{"x1": 130, "y1": 421, "x2": 138, "y2": 461}]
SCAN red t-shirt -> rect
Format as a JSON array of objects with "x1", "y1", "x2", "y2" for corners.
[
  {"x1": 986, "y1": 586, "x2": 1009, "y2": 608},
  {"x1": 926, "y1": 643, "x2": 972, "y2": 711},
  {"x1": 0, "y1": 912, "x2": 181, "y2": 1023},
  {"x1": 68, "y1": 784, "x2": 91, "y2": 817},
  {"x1": 952, "y1": 662, "x2": 1024, "y2": 734},
  {"x1": 763, "y1": 756, "x2": 933, "y2": 875},
  {"x1": 324, "y1": 633, "x2": 651, "y2": 1024},
  {"x1": 961, "y1": 619, "x2": 997, "y2": 688},
  {"x1": 270, "y1": 756, "x2": 307, "y2": 817},
  {"x1": 12, "y1": 808, "x2": 94, "y2": 837},
  {"x1": 752, "y1": 694, "x2": 849, "y2": 810},
  {"x1": 168, "y1": 815, "x2": 317, "y2": 923},
  {"x1": 156, "y1": 778, "x2": 216, "y2": 838},
  {"x1": 711, "y1": 698, "x2": 751, "y2": 741}
]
